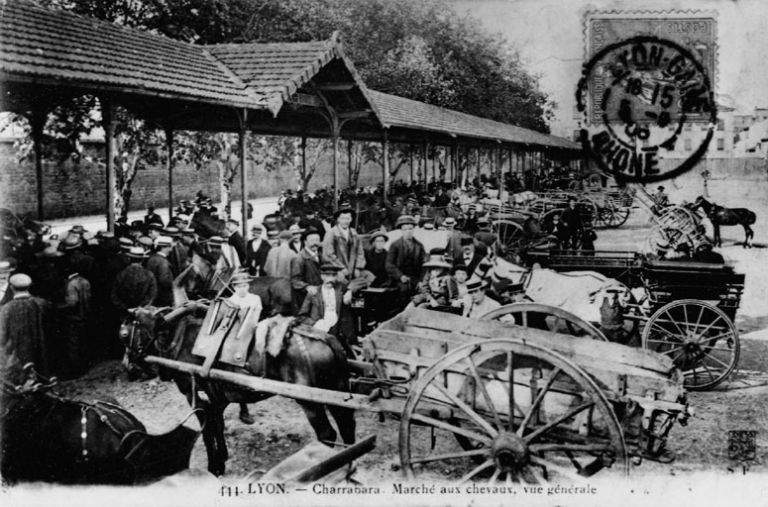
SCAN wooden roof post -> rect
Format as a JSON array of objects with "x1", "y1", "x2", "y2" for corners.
[
  {"x1": 238, "y1": 108, "x2": 249, "y2": 242},
  {"x1": 30, "y1": 108, "x2": 46, "y2": 221},
  {"x1": 496, "y1": 143, "x2": 503, "y2": 201},
  {"x1": 101, "y1": 97, "x2": 116, "y2": 233},
  {"x1": 331, "y1": 122, "x2": 340, "y2": 211},
  {"x1": 409, "y1": 148, "x2": 414, "y2": 185},
  {"x1": 301, "y1": 136, "x2": 307, "y2": 187},
  {"x1": 382, "y1": 129, "x2": 390, "y2": 204},
  {"x1": 164, "y1": 125, "x2": 174, "y2": 223},
  {"x1": 347, "y1": 139, "x2": 353, "y2": 188},
  {"x1": 421, "y1": 141, "x2": 428, "y2": 191}
]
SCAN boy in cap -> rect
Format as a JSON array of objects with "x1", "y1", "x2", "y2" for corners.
[{"x1": 0, "y1": 273, "x2": 51, "y2": 381}]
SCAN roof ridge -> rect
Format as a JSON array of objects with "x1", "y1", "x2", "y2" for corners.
[{"x1": 200, "y1": 47, "x2": 270, "y2": 110}]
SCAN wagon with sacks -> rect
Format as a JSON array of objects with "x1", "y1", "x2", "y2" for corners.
[{"x1": 141, "y1": 300, "x2": 690, "y2": 483}]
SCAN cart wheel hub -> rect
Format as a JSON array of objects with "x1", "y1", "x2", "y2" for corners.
[{"x1": 491, "y1": 432, "x2": 528, "y2": 471}]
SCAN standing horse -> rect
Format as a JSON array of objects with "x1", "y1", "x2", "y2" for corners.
[
  {"x1": 1, "y1": 369, "x2": 199, "y2": 485},
  {"x1": 693, "y1": 196, "x2": 756, "y2": 248},
  {"x1": 120, "y1": 304, "x2": 355, "y2": 476}
]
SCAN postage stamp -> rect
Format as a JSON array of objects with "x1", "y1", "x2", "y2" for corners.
[{"x1": 576, "y1": 35, "x2": 718, "y2": 183}]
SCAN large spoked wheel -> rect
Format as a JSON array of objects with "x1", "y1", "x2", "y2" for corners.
[
  {"x1": 642, "y1": 300, "x2": 739, "y2": 391},
  {"x1": 492, "y1": 220, "x2": 526, "y2": 253},
  {"x1": 399, "y1": 339, "x2": 629, "y2": 483},
  {"x1": 480, "y1": 303, "x2": 608, "y2": 341}
]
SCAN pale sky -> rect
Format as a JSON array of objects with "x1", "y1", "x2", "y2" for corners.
[{"x1": 452, "y1": 0, "x2": 768, "y2": 137}]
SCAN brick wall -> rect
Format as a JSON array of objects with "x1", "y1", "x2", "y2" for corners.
[{"x1": 0, "y1": 139, "x2": 388, "y2": 219}]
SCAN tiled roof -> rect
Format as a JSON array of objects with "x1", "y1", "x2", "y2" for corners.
[
  {"x1": 0, "y1": 0, "x2": 577, "y2": 151},
  {"x1": 207, "y1": 41, "x2": 335, "y2": 107},
  {"x1": 368, "y1": 90, "x2": 579, "y2": 150},
  {"x1": 0, "y1": 0, "x2": 261, "y2": 107}
]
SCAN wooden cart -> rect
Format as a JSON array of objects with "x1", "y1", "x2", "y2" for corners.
[{"x1": 145, "y1": 307, "x2": 689, "y2": 483}]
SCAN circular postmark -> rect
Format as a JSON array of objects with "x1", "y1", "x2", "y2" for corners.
[{"x1": 576, "y1": 36, "x2": 717, "y2": 183}]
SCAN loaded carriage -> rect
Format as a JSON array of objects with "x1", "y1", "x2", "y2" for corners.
[{"x1": 523, "y1": 249, "x2": 744, "y2": 391}]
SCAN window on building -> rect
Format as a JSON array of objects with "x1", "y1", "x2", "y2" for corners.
[
  {"x1": 717, "y1": 119, "x2": 725, "y2": 131},
  {"x1": 717, "y1": 138, "x2": 725, "y2": 151},
  {"x1": 684, "y1": 138, "x2": 692, "y2": 151}
]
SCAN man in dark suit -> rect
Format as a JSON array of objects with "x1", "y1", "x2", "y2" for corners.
[
  {"x1": 460, "y1": 237, "x2": 487, "y2": 277},
  {"x1": 297, "y1": 263, "x2": 355, "y2": 355},
  {"x1": 299, "y1": 209, "x2": 326, "y2": 241},
  {"x1": 145, "y1": 236, "x2": 174, "y2": 307},
  {"x1": 386, "y1": 215, "x2": 427, "y2": 299},
  {"x1": 559, "y1": 197, "x2": 583, "y2": 250},
  {"x1": 245, "y1": 223, "x2": 271, "y2": 276},
  {"x1": 290, "y1": 228, "x2": 323, "y2": 313},
  {"x1": 144, "y1": 206, "x2": 164, "y2": 228},
  {"x1": 225, "y1": 219, "x2": 246, "y2": 264}
]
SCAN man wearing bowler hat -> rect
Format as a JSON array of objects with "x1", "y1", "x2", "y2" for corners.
[
  {"x1": 365, "y1": 231, "x2": 390, "y2": 288},
  {"x1": 297, "y1": 263, "x2": 355, "y2": 356}
]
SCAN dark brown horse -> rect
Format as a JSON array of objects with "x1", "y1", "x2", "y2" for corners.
[
  {"x1": 1, "y1": 369, "x2": 199, "y2": 485},
  {"x1": 693, "y1": 196, "x2": 756, "y2": 248},
  {"x1": 120, "y1": 303, "x2": 355, "y2": 476}
]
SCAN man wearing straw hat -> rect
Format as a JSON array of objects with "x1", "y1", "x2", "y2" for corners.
[
  {"x1": 464, "y1": 278, "x2": 501, "y2": 319},
  {"x1": 146, "y1": 236, "x2": 174, "y2": 307},
  {"x1": 227, "y1": 271, "x2": 263, "y2": 425},
  {"x1": 111, "y1": 247, "x2": 157, "y2": 313}
]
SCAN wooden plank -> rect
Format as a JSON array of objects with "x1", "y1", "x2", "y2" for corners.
[
  {"x1": 288, "y1": 435, "x2": 376, "y2": 483},
  {"x1": 366, "y1": 330, "x2": 451, "y2": 359},
  {"x1": 399, "y1": 309, "x2": 675, "y2": 375},
  {"x1": 144, "y1": 356, "x2": 406, "y2": 414}
]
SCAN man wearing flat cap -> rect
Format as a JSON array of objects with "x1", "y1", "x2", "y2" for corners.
[
  {"x1": 245, "y1": 223, "x2": 271, "y2": 277},
  {"x1": 0, "y1": 273, "x2": 51, "y2": 381},
  {"x1": 146, "y1": 236, "x2": 175, "y2": 307},
  {"x1": 386, "y1": 215, "x2": 427, "y2": 299}
]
